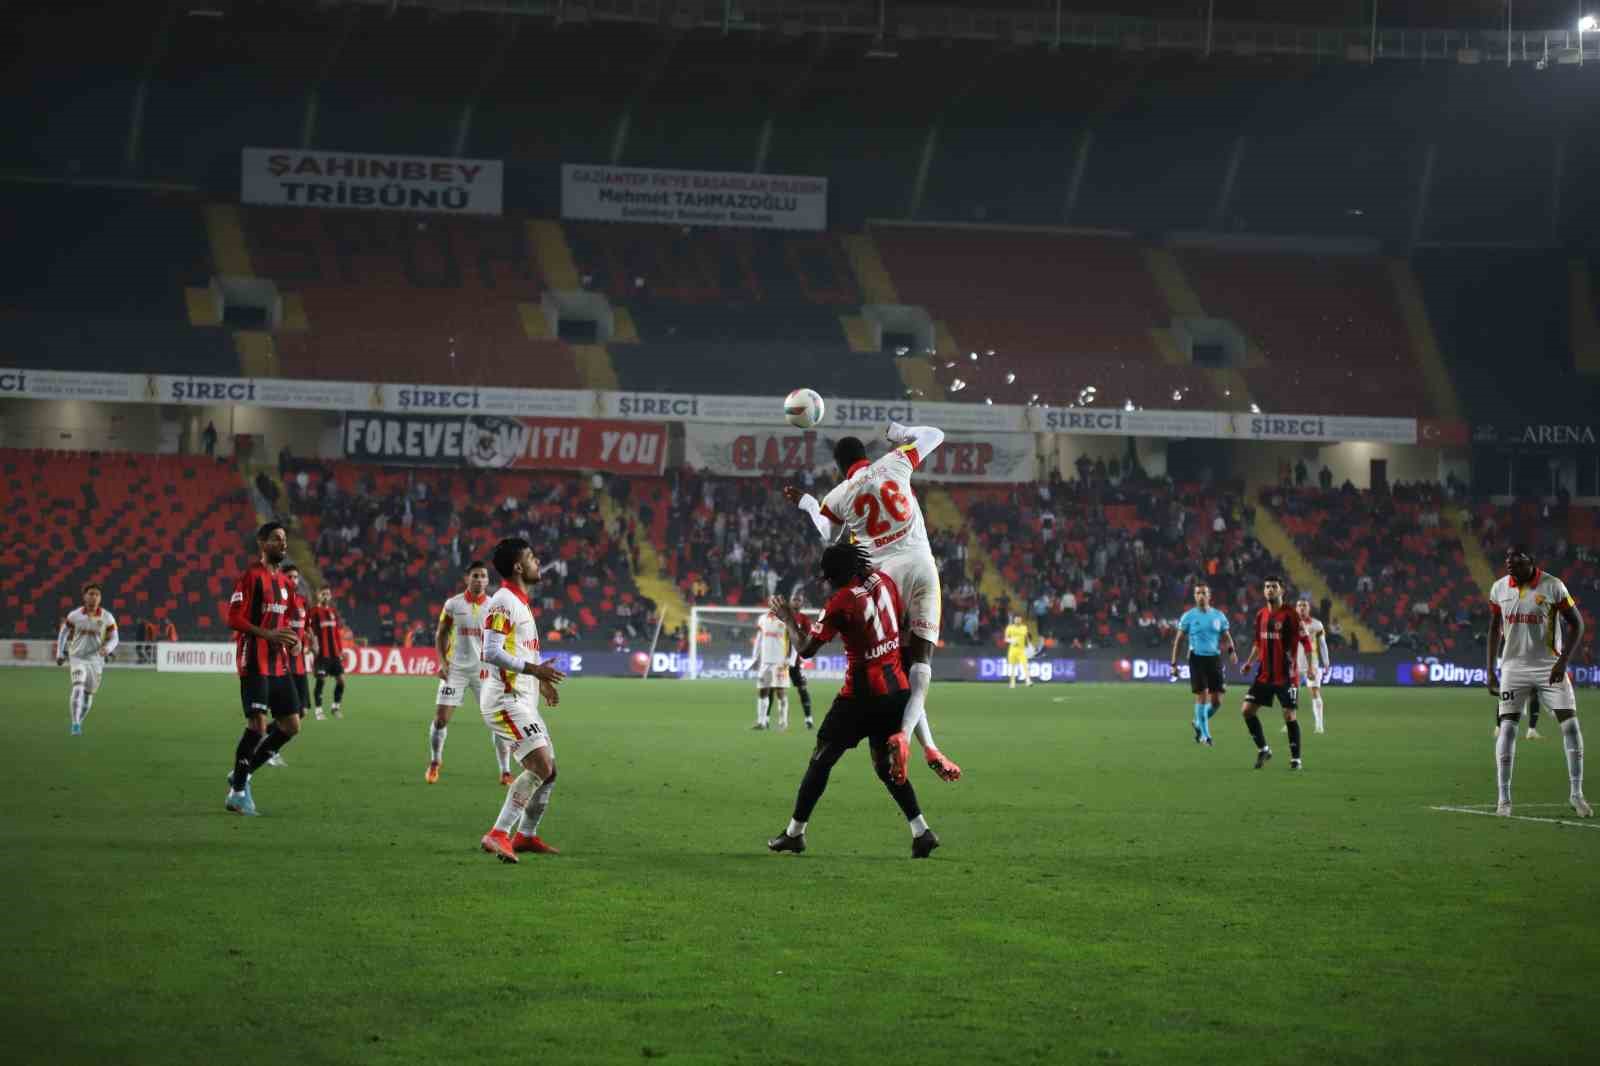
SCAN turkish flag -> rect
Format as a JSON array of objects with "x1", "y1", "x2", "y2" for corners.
[{"x1": 1418, "y1": 419, "x2": 1468, "y2": 446}]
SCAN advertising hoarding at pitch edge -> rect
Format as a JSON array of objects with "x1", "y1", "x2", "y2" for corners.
[{"x1": 156, "y1": 644, "x2": 445, "y2": 676}]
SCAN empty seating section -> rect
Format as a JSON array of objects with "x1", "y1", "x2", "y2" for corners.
[
  {"x1": 0, "y1": 185, "x2": 233, "y2": 374},
  {"x1": 566, "y1": 223, "x2": 904, "y2": 399},
  {"x1": 871, "y1": 227, "x2": 1196, "y2": 407},
  {"x1": 0, "y1": 450, "x2": 255, "y2": 638},
  {"x1": 1413, "y1": 251, "x2": 1578, "y2": 424},
  {"x1": 1269, "y1": 486, "x2": 1478, "y2": 656},
  {"x1": 240, "y1": 207, "x2": 583, "y2": 387},
  {"x1": 288, "y1": 462, "x2": 649, "y2": 646},
  {"x1": 1178, "y1": 249, "x2": 1425, "y2": 416}
]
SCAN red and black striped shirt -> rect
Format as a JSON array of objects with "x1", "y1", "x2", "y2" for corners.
[
  {"x1": 287, "y1": 590, "x2": 309, "y2": 676},
  {"x1": 228, "y1": 560, "x2": 295, "y2": 677},
  {"x1": 807, "y1": 571, "x2": 910, "y2": 699},
  {"x1": 1252, "y1": 604, "x2": 1311, "y2": 686},
  {"x1": 307, "y1": 605, "x2": 345, "y2": 660}
]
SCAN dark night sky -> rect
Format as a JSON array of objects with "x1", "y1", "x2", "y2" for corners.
[{"x1": 900, "y1": 2, "x2": 1593, "y2": 31}]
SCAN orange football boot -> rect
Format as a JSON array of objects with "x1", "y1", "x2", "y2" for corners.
[
  {"x1": 925, "y1": 747, "x2": 962, "y2": 782},
  {"x1": 480, "y1": 828, "x2": 518, "y2": 863},
  {"x1": 512, "y1": 833, "x2": 560, "y2": 855},
  {"x1": 424, "y1": 761, "x2": 440, "y2": 784}
]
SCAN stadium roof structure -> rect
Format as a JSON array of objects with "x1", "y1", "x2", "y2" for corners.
[{"x1": 311, "y1": 0, "x2": 1600, "y2": 63}]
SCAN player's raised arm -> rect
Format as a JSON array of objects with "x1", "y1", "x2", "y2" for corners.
[
  {"x1": 885, "y1": 421, "x2": 945, "y2": 468},
  {"x1": 784, "y1": 485, "x2": 844, "y2": 544},
  {"x1": 771, "y1": 596, "x2": 826, "y2": 660}
]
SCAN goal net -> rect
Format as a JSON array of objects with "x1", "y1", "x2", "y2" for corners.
[{"x1": 685, "y1": 605, "x2": 770, "y2": 680}]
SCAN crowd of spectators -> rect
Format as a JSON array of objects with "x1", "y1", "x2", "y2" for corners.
[{"x1": 280, "y1": 460, "x2": 654, "y2": 648}]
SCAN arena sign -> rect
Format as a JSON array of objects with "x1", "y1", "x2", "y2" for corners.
[
  {"x1": 343, "y1": 413, "x2": 667, "y2": 474},
  {"x1": 242, "y1": 148, "x2": 503, "y2": 216},
  {"x1": 682, "y1": 424, "x2": 1038, "y2": 482},
  {"x1": 562, "y1": 164, "x2": 827, "y2": 231}
]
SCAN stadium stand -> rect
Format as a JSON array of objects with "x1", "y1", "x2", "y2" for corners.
[
  {"x1": 239, "y1": 206, "x2": 586, "y2": 387},
  {"x1": 0, "y1": 185, "x2": 234, "y2": 374},
  {"x1": 1177, "y1": 248, "x2": 1429, "y2": 417},
  {"x1": 952, "y1": 473, "x2": 1287, "y2": 651},
  {"x1": 284, "y1": 462, "x2": 653, "y2": 649},
  {"x1": 0, "y1": 450, "x2": 256, "y2": 639},
  {"x1": 1267, "y1": 484, "x2": 1482, "y2": 657},
  {"x1": 643, "y1": 471, "x2": 978, "y2": 643}
]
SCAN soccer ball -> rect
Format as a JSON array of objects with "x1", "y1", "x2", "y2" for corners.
[{"x1": 783, "y1": 388, "x2": 825, "y2": 429}]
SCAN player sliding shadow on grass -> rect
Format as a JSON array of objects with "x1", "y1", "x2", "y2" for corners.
[
  {"x1": 766, "y1": 544, "x2": 941, "y2": 859},
  {"x1": 1487, "y1": 545, "x2": 1590, "y2": 818}
]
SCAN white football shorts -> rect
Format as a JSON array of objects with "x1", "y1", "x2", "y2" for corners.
[
  {"x1": 68, "y1": 657, "x2": 104, "y2": 693},
  {"x1": 481, "y1": 690, "x2": 552, "y2": 762},
  {"x1": 755, "y1": 662, "x2": 790, "y2": 689},
  {"x1": 1499, "y1": 663, "x2": 1577, "y2": 714},
  {"x1": 435, "y1": 663, "x2": 486, "y2": 708},
  {"x1": 876, "y1": 550, "x2": 942, "y2": 643},
  {"x1": 1296, "y1": 656, "x2": 1322, "y2": 688}
]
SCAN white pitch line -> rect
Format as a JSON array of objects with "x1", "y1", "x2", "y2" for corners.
[{"x1": 1428, "y1": 805, "x2": 1600, "y2": 830}]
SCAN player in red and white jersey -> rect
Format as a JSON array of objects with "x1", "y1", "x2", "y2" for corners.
[
  {"x1": 1487, "y1": 545, "x2": 1589, "y2": 818},
  {"x1": 764, "y1": 544, "x2": 942, "y2": 859},
  {"x1": 1294, "y1": 598, "x2": 1331, "y2": 734},
  {"x1": 56, "y1": 582, "x2": 118, "y2": 736},
  {"x1": 427, "y1": 561, "x2": 515, "y2": 785},
  {"x1": 477, "y1": 538, "x2": 569, "y2": 864},
  {"x1": 785, "y1": 422, "x2": 961, "y2": 785},
  {"x1": 750, "y1": 607, "x2": 791, "y2": 730},
  {"x1": 307, "y1": 587, "x2": 347, "y2": 719},
  {"x1": 1238, "y1": 576, "x2": 1313, "y2": 771},
  {"x1": 223, "y1": 522, "x2": 303, "y2": 816}
]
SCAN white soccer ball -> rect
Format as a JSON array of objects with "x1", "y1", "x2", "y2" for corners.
[{"x1": 783, "y1": 388, "x2": 825, "y2": 429}]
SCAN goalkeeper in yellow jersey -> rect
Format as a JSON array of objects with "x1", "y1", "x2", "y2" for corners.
[{"x1": 1004, "y1": 615, "x2": 1032, "y2": 689}]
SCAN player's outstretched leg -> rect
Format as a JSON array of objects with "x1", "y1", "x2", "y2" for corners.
[
  {"x1": 1495, "y1": 714, "x2": 1519, "y2": 816},
  {"x1": 1557, "y1": 712, "x2": 1591, "y2": 817},
  {"x1": 69, "y1": 681, "x2": 86, "y2": 736},
  {"x1": 483, "y1": 765, "x2": 543, "y2": 864},
  {"x1": 872, "y1": 741, "x2": 939, "y2": 858},
  {"x1": 769, "y1": 742, "x2": 847, "y2": 853}
]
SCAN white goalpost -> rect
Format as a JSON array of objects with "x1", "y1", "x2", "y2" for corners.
[{"x1": 686, "y1": 605, "x2": 771, "y2": 680}]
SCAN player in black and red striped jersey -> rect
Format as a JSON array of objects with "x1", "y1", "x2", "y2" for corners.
[
  {"x1": 223, "y1": 522, "x2": 303, "y2": 815},
  {"x1": 307, "y1": 587, "x2": 347, "y2": 719},
  {"x1": 1238, "y1": 576, "x2": 1314, "y2": 771},
  {"x1": 266, "y1": 561, "x2": 312, "y2": 768},
  {"x1": 764, "y1": 543, "x2": 941, "y2": 859}
]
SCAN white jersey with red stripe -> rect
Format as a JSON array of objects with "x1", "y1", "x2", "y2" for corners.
[
  {"x1": 480, "y1": 584, "x2": 542, "y2": 707},
  {"x1": 58, "y1": 607, "x2": 119, "y2": 661},
  {"x1": 817, "y1": 445, "x2": 931, "y2": 564},
  {"x1": 1490, "y1": 569, "x2": 1576, "y2": 673},
  {"x1": 754, "y1": 611, "x2": 790, "y2": 666},
  {"x1": 440, "y1": 591, "x2": 490, "y2": 669}
]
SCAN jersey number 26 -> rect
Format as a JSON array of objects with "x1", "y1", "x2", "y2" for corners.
[{"x1": 853, "y1": 480, "x2": 910, "y2": 537}]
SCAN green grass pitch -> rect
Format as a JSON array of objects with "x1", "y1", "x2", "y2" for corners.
[{"x1": 7, "y1": 671, "x2": 1597, "y2": 1065}]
